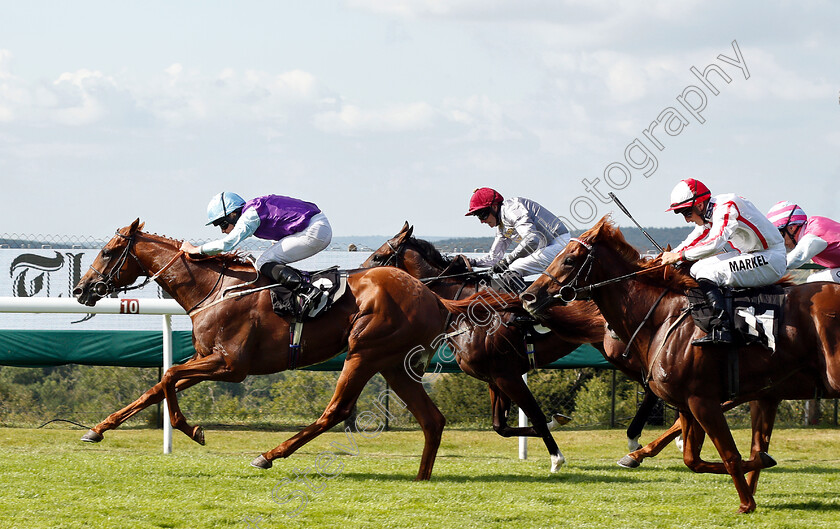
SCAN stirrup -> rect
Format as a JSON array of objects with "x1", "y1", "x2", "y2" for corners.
[
  {"x1": 692, "y1": 327, "x2": 734, "y2": 346},
  {"x1": 297, "y1": 286, "x2": 323, "y2": 314}
]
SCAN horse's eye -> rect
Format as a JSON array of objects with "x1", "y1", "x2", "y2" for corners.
[{"x1": 564, "y1": 256, "x2": 575, "y2": 265}]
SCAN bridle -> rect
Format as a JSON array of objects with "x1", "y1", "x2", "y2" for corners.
[
  {"x1": 542, "y1": 237, "x2": 670, "y2": 303},
  {"x1": 540, "y1": 238, "x2": 596, "y2": 303},
  {"x1": 379, "y1": 239, "x2": 407, "y2": 269},
  {"x1": 376, "y1": 237, "x2": 488, "y2": 284},
  {"x1": 86, "y1": 230, "x2": 184, "y2": 298}
]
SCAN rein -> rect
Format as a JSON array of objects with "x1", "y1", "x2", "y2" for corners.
[
  {"x1": 550, "y1": 237, "x2": 670, "y2": 303},
  {"x1": 88, "y1": 230, "x2": 232, "y2": 313}
]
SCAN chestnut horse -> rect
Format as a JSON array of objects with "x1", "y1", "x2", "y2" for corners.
[
  {"x1": 521, "y1": 216, "x2": 840, "y2": 513},
  {"x1": 73, "y1": 219, "x2": 455, "y2": 480},
  {"x1": 363, "y1": 222, "x2": 664, "y2": 469}
]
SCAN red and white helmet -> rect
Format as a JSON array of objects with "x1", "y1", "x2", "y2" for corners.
[
  {"x1": 465, "y1": 187, "x2": 504, "y2": 216},
  {"x1": 666, "y1": 178, "x2": 711, "y2": 212},
  {"x1": 766, "y1": 201, "x2": 807, "y2": 229}
]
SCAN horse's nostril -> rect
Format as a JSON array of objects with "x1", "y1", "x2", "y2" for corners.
[
  {"x1": 520, "y1": 292, "x2": 536, "y2": 305},
  {"x1": 72, "y1": 287, "x2": 83, "y2": 297}
]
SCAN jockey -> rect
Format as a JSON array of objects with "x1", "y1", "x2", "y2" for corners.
[
  {"x1": 766, "y1": 201, "x2": 840, "y2": 283},
  {"x1": 180, "y1": 192, "x2": 333, "y2": 309},
  {"x1": 465, "y1": 187, "x2": 570, "y2": 292},
  {"x1": 660, "y1": 179, "x2": 786, "y2": 345}
]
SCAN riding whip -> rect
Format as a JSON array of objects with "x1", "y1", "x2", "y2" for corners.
[{"x1": 609, "y1": 192, "x2": 664, "y2": 253}]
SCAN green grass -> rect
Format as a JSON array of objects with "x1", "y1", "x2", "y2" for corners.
[{"x1": 1, "y1": 426, "x2": 839, "y2": 528}]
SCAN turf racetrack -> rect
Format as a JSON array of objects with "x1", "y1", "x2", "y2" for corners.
[{"x1": 1, "y1": 427, "x2": 839, "y2": 528}]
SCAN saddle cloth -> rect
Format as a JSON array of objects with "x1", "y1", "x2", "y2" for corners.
[
  {"x1": 688, "y1": 284, "x2": 786, "y2": 352},
  {"x1": 270, "y1": 266, "x2": 349, "y2": 321}
]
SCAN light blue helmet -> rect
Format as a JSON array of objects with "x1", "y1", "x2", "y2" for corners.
[{"x1": 206, "y1": 192, "x2": 246, "y2": 225}]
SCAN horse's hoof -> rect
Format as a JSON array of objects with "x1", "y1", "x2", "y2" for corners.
[
  {"x1": 758, "y1": 452, "x2": 777, "y2": 468},
  {"x1": 550, "y1": 453, "x2": 565, "y2": 472},
  {"x1": 192, "y1": 426, "x2": 205, "y2": 446},
  {"x1": 627, "y1": 436, "x2": 642, "y2": 451},
  {"x1": 81, "y1": 429, "x2": 103, "y2": 443},
  {"x1": 551, "y1": 413, "x2": 572, "y2": 426},
  {"x1": 251, "y1": 455, "x2": 272, "y2": 469},
  {"x1": 675, "y1": 435, "x2": 684, "y2": 453},
  {"x1": 617, "y1": 455, "x2": 641, "y2": 468}
]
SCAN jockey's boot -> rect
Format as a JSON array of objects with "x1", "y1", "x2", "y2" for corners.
[
  {"x1": 691, "y1": 279, "x2": 734, "y2": 346},
  {"x1": 260, "y1": 263, "x2": 322, "y2": 314}
]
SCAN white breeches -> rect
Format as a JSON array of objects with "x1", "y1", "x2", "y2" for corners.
[
  {"x1": 509, "y1": 233, "x2": 572, "y2": 278},
  {"x1": 255, "y1": 213, "x2": 332, "y2": 268},
  {"x1": 806, "y1": 267, "x2": 840, "y2": 283},
  {"x1": 688, "y1": 247, "x2": 787, "y2": 288}
]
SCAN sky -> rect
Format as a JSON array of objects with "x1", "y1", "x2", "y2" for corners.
[{"x1": 1, "y1": 0, "x2": 838, "y2": 241}]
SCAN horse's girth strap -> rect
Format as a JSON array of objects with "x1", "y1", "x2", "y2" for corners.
[
  {"x1": 289, "y1": 320, "x2": 303, "y2": 370},
  {"x1": 645, "y1": 309, "x2": 691, "y2": 384}
]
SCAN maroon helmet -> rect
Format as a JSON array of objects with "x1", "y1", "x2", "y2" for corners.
[{"x1": 465, "y1": 187, "x2": 504, "y2": 216}]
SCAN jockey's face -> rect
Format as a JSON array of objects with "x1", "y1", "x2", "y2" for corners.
[
  {"x1": 677, "y1": 201, "x2": 706, "y2": 226},
  {"x1": 782, "y1": 225, "x2": 801, "y2": 250},
  {"x1": 476, "y1": 208, "x2": 498, "y2": 228}
]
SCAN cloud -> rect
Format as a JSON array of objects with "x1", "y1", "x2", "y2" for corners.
[
  {"x1": 346, "y1": 0, "x2": 702, "y2": 22},
  {"x1": 314, "y1": 101, "x2": 438, "y2": 134}
]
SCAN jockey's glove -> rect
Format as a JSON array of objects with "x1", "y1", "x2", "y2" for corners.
[{"x1": 492, "y1": 257, "x2": 511, "y2": 274}]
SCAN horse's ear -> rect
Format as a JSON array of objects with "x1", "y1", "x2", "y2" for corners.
[
  {"x1": 129, "y1": 218, "x2": 144, "y2": 233},
  {"x1": 396, "y1": 222, "x2": 413, "y2": 244},
  {"x1": 664, "y1": 244, "x2": 672, "y2": 252}
]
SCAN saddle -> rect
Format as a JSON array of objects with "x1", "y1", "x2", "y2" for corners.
[
  {"x1": 688, "y1": 284, "x2": 786, "y2": 352},
  {"x1": 269, "y1": 266, "x2": 349, "y2": 321}
]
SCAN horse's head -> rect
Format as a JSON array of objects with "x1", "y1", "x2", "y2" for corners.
[
  {"x1": 521, "y1": 216, "x2": 627, "y2": 317},
  {"x1": 521, "y1": 235, "x2": 597, "y2": 318},
  {"x1": 361, "y1": 221, "x2": 414, "y2": 269},
  {"x1": 73, "y1": 219, "x2": 148, "y2": 306}
]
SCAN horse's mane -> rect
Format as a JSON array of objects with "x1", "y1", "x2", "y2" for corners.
[
  {"x1": 408, "y1": 236, "x2": 469, "y2": 273},
  {"x1": 138, "y1": 231, "x2": 255, "y2": 269},
  {"x1": 579, "y1": 216, "x2": 698, "y2": 291}
]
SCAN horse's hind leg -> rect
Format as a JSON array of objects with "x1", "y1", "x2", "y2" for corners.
[
  {"x1": 746, "y1": 399, "x2": 779, "y2": 495},
  {"x1": 82, "y1": 378, "x2": 202, "y2": 442},
  {"x1": 380, "y1": 366, "x2": 446, "y2": 481},
  {"x1": 489, "y1": 383, "x2": 561, "y2": 438},
  {"x1": 257, "y1": 356, "x2": 378, "y2": 470},
  {"x1": 492, "y1": 374, "x2": 565, "y2": 472}
]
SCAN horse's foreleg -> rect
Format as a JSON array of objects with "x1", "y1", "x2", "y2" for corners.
[
  {"x1": 617, "y1": 414, "x2": 682, "y2": 469},
  {"x1": 625, "y1": 390, "x2": 660, "y2": 450},
  {"x1": 684, "y1": 397, "x2": 756, "y2": 514},
  {"x1": 746, "y1": 399, "x2": 779, "y2": 495},
  {"x1": 380, "y1": 366, "x2": 446, "y2": 481},
  {"x1": 493, "y1": 374, "x2": 565, "y2": 472},
  {"x1": 82, "y1": 378, "x2": 202, "y2": 442},
  {"x1": 160, "y1": 353, "x2": 246, "y2": 445},
  {"x1": 257, "y1": 356, "x2": 376, "y2": 470}
]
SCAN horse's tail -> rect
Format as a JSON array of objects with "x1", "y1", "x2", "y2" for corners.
[{"x1": 436, "y1": 290, "x2": 524, "y2": 316}]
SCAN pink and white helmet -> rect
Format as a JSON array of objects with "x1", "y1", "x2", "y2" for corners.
[
  {"x1": 666, "y1": 178, "x2": 711, "y2": 212},
  {"x1": 766, "y1": 201, "x2": 807, "y2": 229}
]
